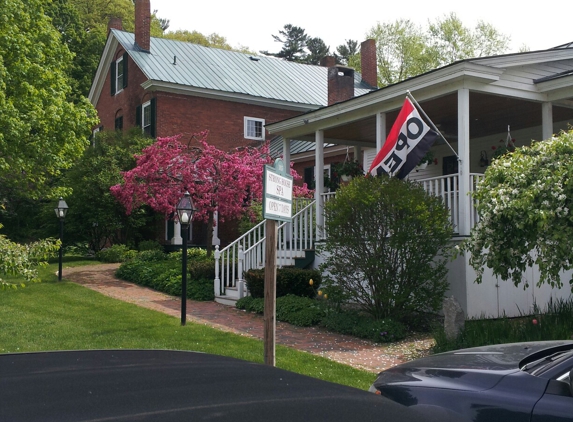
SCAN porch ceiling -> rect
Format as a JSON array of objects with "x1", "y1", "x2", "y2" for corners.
[{"x1": 316, "y1": 92, "x2": 573, "y2": 147}]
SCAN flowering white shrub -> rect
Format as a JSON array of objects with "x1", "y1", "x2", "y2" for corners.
[{"x1": 464, "y1": 129, "x2": 573, "y2": 290}]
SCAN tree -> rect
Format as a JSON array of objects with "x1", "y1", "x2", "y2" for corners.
[
  {"x1": 367, "y1": 14, "x2": 510, "y2": 86},
  {"x1": 367, "y1": 19, "x2": 433, "y2": 86},
  {"x1": 0, "y1": 224, "x2": 60, "y2": 290},
  {"x1": 261, "y1": 24, "x2": 330, "y2": 64},
  {"x1": 320, "y1": 175, "x2": 453, "y2": 324},
  {"x1": 464, "y1": 129, "x2": 573, "y2": 290},
  {"x1": 63, "y1": 129, "x2": 156, "y2": 252},
  {"x1": 0, "y1": 0, "x2": 98, "y2": 203},
  {"x1": 44, "y1": 0, "x2": 105, "y2": 99},
  {"x1": 306, "y1": 37, "x2": 331, "y2": 65},
  {"x1": 163, "y1": 30, "x2": 253, "y2": 53},
  {"x1": 111, "y1": 133, "x2": 272, "y2": 255},
  {"x1": 427, "y1": 13, "x2": 509, "y2": 67},
  {"x1": 335, "y1": 40, "x2": 359, "y2": 66}
]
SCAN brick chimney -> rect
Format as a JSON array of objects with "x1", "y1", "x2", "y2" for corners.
[
  {"x1": 107, "y1": 17, "x2": 123, "y2": 34},
  {"x1": 135, "y1": 0, "x2": 151, "y2": 51},
  {"x1": 328, "y1": 66, "x2": 355, "y2": 105},
  {"x1": 360, "y1": 39, "x2": 377, "y2": 88},
  {"x1": 320, "y1": 56, "x2": 336, "y2": 68}
]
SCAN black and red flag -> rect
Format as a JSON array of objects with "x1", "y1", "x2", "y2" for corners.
[{"x1": 368, "y1": 98, "x2": 439, "y2": 179}]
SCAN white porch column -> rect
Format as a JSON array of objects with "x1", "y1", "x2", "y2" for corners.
[
  {"x1": 315, "y1": 130, "x2": 325, "y2": 240},
  {"x1": 282, "y1": 138, "x2": 291, "y2": 168},
  {"x1": 172, "y1": 221, "x2": 182, "y2": 245},
  {"x1": 542, "y1": 102, "x2": 553, "y2": 141},
  {"x1": 212, "y1": 211, "x2": 220, "y2": 246},
  {"x1": 376, "y1": 112, "x2": 386, "y2": 150},
  {"x1": 353, "y1": 146, "x2": 362, "y2": 164},
  {"x1": 282, "y1": 138, "x2": 292, "y2": 243},
  {"x1": 457, "y1": 88, "x2": 471, "y2": 236}
]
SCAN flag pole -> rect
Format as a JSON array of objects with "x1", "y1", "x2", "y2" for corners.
[{"x1": 406, "y1": 91, "x2": 459, "y2": 160}]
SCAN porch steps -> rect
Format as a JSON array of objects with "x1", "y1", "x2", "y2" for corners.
[
  {"x1": 294, "y1": 249, "x2": 315, "y2": 269},
  {"x1": 214, "y1": 249, "x2": 316, "y2": 306}
]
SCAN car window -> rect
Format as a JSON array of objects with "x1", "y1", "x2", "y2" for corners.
[{"x1": 556, "y1": 371, "x2": 570, "y2": 383}]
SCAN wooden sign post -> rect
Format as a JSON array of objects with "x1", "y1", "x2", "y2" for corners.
[{"x1": 262, "y1": 159, "x2": 293, "y2": 366}]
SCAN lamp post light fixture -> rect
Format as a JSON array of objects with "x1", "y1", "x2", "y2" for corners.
[
  {"x1": 176, "y1": 191, "x2": 196, "y2": 326},
  {"x1": 54, "y1": 197, "x2": 68, "y2": 281}
]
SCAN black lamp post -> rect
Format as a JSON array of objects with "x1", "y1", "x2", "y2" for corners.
[
  {"x1": 54, "y1": 197, "x2": 68, "y2": 281},
  {"x1": 176, "y1": 191, "x2": 196, "y2": 326}
]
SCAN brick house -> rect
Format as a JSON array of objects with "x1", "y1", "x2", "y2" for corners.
[{"x1": 88, "y1": 0, "x2": 376, "y2": 248}]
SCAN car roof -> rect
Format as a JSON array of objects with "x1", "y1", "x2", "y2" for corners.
[{"x1": 0, "y1": 349, "x2": 456, "y2": 422}]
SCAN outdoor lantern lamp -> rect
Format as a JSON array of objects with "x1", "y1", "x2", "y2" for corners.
[
  {"x1": 54, "y1": 197, "x2": 68, "y2": 281},
  {"x1": 176, "y1": 191, "x2": 196, "y2": 326}
]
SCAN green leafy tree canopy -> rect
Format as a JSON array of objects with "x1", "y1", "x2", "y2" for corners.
[
  {"x1": 0, "y1": 0, "x2": 98, "y2": 201},
  {"x1": 464, "y1": 129, "x2": 573, "y2": 290},
  {"x1": 367, "y1": 13, "x2": 510, "y2": 86}
]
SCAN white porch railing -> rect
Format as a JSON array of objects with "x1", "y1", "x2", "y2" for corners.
[
  {"x1": 214, "y1": 174, "x2": 485, "y2": 299},
  {"x1": 418, "y1": 173, "x2": 484, "y2": 233},
  {"x1": 214, "y1": 198, "x2": 316, "y2": 297}
]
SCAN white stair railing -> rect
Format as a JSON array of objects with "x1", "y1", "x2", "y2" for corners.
[{"x1": 215, "y1": 199, "x2": 315, "y2": 296}]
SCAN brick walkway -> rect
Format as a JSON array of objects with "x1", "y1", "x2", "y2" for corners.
[{"x1": 64, "y1": 263, "x2": 433, "y2": 374}]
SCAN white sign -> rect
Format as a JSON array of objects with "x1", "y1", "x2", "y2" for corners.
[
  {"x1": 263, "y1": 159, "x2": 293, "y2": 222},
  {"x1": 265, "y1": 171, "x2": 293, "y2": 202},
  {"x1": 264, "y1": 197, "x2": 292, "y2": 220}
]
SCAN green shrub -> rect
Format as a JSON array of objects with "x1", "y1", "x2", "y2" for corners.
[
  {"x1": 320, "y1": 310, "x2": 407, "y2": 343},
  {"x1": 138, "y1": 240, "x2": 163, "y2": 251},
  {"x1": 236, "y1": 296, "x2": 264, "y2": 314},
  {"x1": 236, "y1": 295, "x2": 323, "y2": 326},
  {"x1": 245, "y1": 267, "x2": 321, "y2": 299},
  {"x1": 188, "y1": 278, "x2": 215, "y2": 301},
  {"x1": 115, "y1": 259, "x2": 214, "y2": 301},
  {"x1": 320, "y1": 175, "x2": 452, "y2": 323},
  {"x1": 276, "y1": 295, "x2": 324, "y2": 326},
  {"x1": 189, "y1": 260, "x2": 215, "y2": 281},
  {"x1": 96, "y1": 244, "x2": 137, "y2": 263},
  {"x1": 187, "y1": 247, "x2": 209, "y2": 261},
  {"x1": 136, "y1": 249, "x2": 167, "y2": 262}
]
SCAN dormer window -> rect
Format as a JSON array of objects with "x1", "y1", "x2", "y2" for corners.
[{"x1": 244, "y1": 117, "x2": 265, "y2": 140}]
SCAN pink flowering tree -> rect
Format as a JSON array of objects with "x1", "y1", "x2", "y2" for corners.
[{"x1": 111, "y1": 132, "x2": 272, "y2": 255}]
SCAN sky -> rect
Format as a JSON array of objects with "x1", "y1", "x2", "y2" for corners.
[{"x1": 150, "y1": 0, "x2": 572, "y2": 55}]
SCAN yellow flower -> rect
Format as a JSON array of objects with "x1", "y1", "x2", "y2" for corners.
[
  {"x1": 309, "y1": 279, "x2": 313, "y2": 286},
  {"x1": 318, "y1": 290, "x2": 323, "y2": 296},
  {"x1": 324, "y1": 294, "x2": 328, "y2": 299}
]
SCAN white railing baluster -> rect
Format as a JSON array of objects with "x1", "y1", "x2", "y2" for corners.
[
  {"x1": 215, "y1": 198, "x2": 316, "y2": 298},
  {"x1": 416, "y1": 173, "x2": 484, "y2": 235}
]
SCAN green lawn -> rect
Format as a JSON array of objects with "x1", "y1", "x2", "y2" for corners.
[{"x1": 0, "y1": 262, "x2": 374, "y2": 390}]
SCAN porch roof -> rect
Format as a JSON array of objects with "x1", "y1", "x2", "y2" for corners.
[{"x1": 266, "y1": 46, "x2": 573, "y2": 148}]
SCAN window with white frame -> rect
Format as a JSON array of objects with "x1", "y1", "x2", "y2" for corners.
[
  {"x1": 142, "y1": 101, "x2": 152, "y2": 135},
  {"x1": 244, "y1": 117, "x2": 265, "y2": 140},
  {"x1": 115, "y1": 56, "x2": 124, "y2": 94}
]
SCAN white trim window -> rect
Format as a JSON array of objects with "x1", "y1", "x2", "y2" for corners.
[
  {"x1": 115, "y1": 56, "x2": 124, "y2": 94},
  {"x1": 142, "y1": 100, "x2": 152, "y2": 135},
  {"x1": 244, "y1": 117, "x2": 265, "y2": 140}
]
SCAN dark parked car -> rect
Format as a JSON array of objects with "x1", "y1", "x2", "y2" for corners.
[
  {"x1": 369, "y1": 340, "x2": 573, "y2": 422},
  {"x1": 1, "y1": 349, "x2": 465, "y2": 422}
]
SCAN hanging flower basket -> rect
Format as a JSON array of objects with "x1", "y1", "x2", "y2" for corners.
[
  {"x1": 417, "y1": 150, "x2": 434, "y2": 169},
  {"x1": 332, "y1": 160, "x2": 364, "y2": 181}
]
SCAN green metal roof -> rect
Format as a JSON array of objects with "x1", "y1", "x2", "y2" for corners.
[{"x1": 113, "y1": 29, "x2": 373, "y2": 108}]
